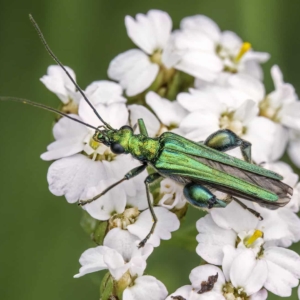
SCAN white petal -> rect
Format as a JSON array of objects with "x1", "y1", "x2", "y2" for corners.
[
  {"x1": 79, "y1": 99, "x2": 128, "y2": 129},
  {"x1": 281, "y1": 102, "x2": 300, "y2": 130},
  {"x1": 53, "y1": 114, "x2": 88, "y2": 140},
  {"x1": 41, "y1": 115, "x2": 88, "y2": 160},
  {"x1": 244, "y1": 259, "x2": 268, "y2": 295},
  {"x1": 227, "y1": 74, "x2": 265, "y2": 103},
  {"x1": 123, "y1": 275, "x2": 168, "y2": 300},
  {"x1": 128, "y1": 104, "x2": 160, "y2": 137},
  {"x1": 166, "y1": 285, "x2": 192, "y2": 300},
  {"x1": 298, "y1": 285, "x2": 300, "y2": 299},
  {"x1": 40, "y1": 65, "x2": 77, "y2": 103},
  {"x1": 84, "y1": 179, "x2": 127, "y2": 220},
  {"x1": 190, "y1": 265, "x2": 225, "y2": 291},
  {"x1": 161, "y1": 34, "x2": 183, "y2": 68},
  {"x1": 244, "y1": 117, "x2": 288, "y2": 163},
  {"x1": 74, "y1": 246, "x2": 111, "y2": 278},
  {"x1": 222, "y1": 245, "x2": 238, "y2": 281},
  {"x1": 233, "y1": 100, "x2": 258, "y2": 125},
  {"x1": 47, "y1": 154, "x2": 107, "y2": 203},
  {"x1": 104, "y1": 253, "x2": 128, "y2": 280},
  {"x1": 84, "y1": 80, "x2": 126, "y2": 105},
  {"x1": 271, "y1": 65, "x2": 284, "y2": 89},
  {"x1": 256, "y1": 207, "x2": 300, "y2": 246},
  {"x1": 180, "y1": 15, "x2": 221, "y2": 43},
  {"x1": 230, "y1": 249, "x2": 267, "y2": 294},
  {"x1": 174, "y1": 29, "x2": 216, "y2": 52},
  {"x1": 41, "y1": 138, "x2": 84, "y2": 161},
  {"x1": 176, "y1": 51, "x2": 223, "y2": 82},
  {"x1": 241, "y1": 60, "x2": 264, "y2": 81},
  {"x1": 106, "y1": 103, "x2": 129, "y2": 129},
  {"x1": 264, "y1": 247, "x2": 300, "y2": 295},
  {"x1": 264, "y1": 247, "x2": 300, "y2": 296},
  {"x1": 220, "y1": 31, "x2": 242, "y2": 52},
  {"x1": 180, "y1": 111, "x2": 220, "y2": 135},
  {"x1": 104, "y1": 228, "x2": 145, "y2": 261},
  {"x1": 249, "y1": 289, "x2": 268, "y2": 300},
  {"x1": 103, "y1": 155, "x2": 147, "y2": 198},
  {"x1": 196, "y1": 215, "x2": 236, "y2": 265},
  {"x1": 108, "y1": 49, "x2": 159, "y2": 96},
  {"x1": 211, "y1": 201, "x2": 259, "y2": 233},
  {"x1": 177, "y1": 89, "x2": 223, "y2": 113},
  {"x1": 127, "y1": 207, "x2": 180, "y2": 247},
  {"x1": 146, "y1": 92, "x2": 187, "y2": 126},
  {"x1": 244, "y1": 51, "x2": 270, "y2": 64},
  {"x1": 125, "y1": 10, "x2": 172, "y2": 55}
]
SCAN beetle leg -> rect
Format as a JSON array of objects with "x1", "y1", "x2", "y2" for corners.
[
  {"x1": 137, "y1": 118, "x2": 149, "y2": 136},
  {"x1": 78, "y1": 164, "x2": 147, "y2": 206},
  {"x1": 138, "y1": 172, "x2": 162, "y2": 248},
  {"x1": 183, "y1": 182, "x2": 227, "y2": 209},
  {"x1": 204, "y1": 129, "x2": 252, "y2": 163},
  {"x1": 233, "y1": 197, "x2": 263, "y2": 220}
]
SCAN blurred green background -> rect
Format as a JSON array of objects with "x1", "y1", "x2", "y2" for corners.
[{"x1": 0, "y1": 0, "x2": 300, "y2": 299}]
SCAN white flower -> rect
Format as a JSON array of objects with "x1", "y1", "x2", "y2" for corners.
[
  {"x1": 74, "y1": 228, "x2": 153, "y2": 279},
  {"x1": 179, "y1": 15, "x2": 269, "y2": 80},
  {"x1": 146, "y1": 91, "x2": 187, "y2": 134},
  {"x1": 127, "y1": 207, "x2": 180, "y2": 247},
  {"x1": 263, "y1": 161, "x2": 300, "y2": 213},
  {"x1": 222, "y1": 248, "x2": 268, "y2": 299},
  {"x1": 108, "y1": 10, "x2": 174, "y2": 96},
  {"x1": 128, "y1": 103, "x2": 160, "y2": 137},
  {"x1": 158, "y1": 178, "x2": 186, "y2": 210},
  {"x1": 177, "y1": 76, "x2": 287, "y2": 162},
  {"x1": 196, "y1": 201, "x2": 300, "y2": 296},
  {"x1": 170, "y1": 28, "x2": 223, "y2": 82},
  {"x1": 41, "y1": 81, "x2": 148, "y2": 203},
  {"x1": 260, "y1": 65, "x2": 300, "y2": 130},
  {"x1": 166, "y1": 265, "x2": 225, "y2": 300},
  {"x1": 166, "y1": 264, "x2": 267, "y2": 300},
  {"x1": 82, "y1": 179, "x2": 127, "y2": 220},
  {"x1": 40, "y1": 65, "x2": 81, "y2": 104},
  {"x1": 123, "y1": 275, "x2": 168, "y2": 300}
]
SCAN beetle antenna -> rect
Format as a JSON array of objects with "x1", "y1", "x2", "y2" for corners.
[
  {"x1": 28, "y1": 14, "x2": 115, "y2": 131},
  {"x1": 0, "y1": 97, "x2": 102, "y2": 132}
]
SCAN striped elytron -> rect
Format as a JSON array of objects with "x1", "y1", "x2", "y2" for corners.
[{"x1": 0, "y1": 15, "x2": 293, "y2": 248}]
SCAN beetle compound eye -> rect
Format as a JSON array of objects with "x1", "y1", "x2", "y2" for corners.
[
  {"x1": 110, "y1": 143, "x2": 125, "y2": 154},
  {"x1": 120, "y1": 125, "x2": 133, "y2": 131}
]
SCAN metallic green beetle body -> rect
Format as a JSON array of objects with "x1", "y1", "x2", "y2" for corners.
[{"x1": 96, "y1": 125, "x2": 292, "y2": 212}]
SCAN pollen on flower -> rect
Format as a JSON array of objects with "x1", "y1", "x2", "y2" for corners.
[
  {"x1": 259, "y1": 97, "x2": 282, "y2": 122},
  {"x1": 150, "y1": 49, "x2": 163, "y2": 65},
  {"x1": 235, "y1": 42, "x2": 252, "y2": 63},
  {"x1": 219, "y1": 112, "x2": 246, "y2": 136},
  {"x1": 222, "y1": 282, "x2": 248, "y2": 300},
  {"x1": 109, "y1": 207, "x2": 140, "y2": 230},
  {"x1": 244, "y1": 229, "x2": 263, "y2": 247},
  {"x1": 61, "y1": 99, "x2": 79, "y2": 114}
]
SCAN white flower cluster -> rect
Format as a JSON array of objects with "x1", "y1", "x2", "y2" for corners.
[{"x1": 40, "y1": 10, "x2": 300, "y2": 300}]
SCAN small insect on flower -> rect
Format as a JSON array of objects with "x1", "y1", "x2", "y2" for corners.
[{"x1": 0, "y1": 15, "x2": 293, "y2": 248}]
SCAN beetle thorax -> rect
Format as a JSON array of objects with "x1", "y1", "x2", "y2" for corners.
[{"x1": 128, "y1": 134, "x2": 160, "y2": 162}]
